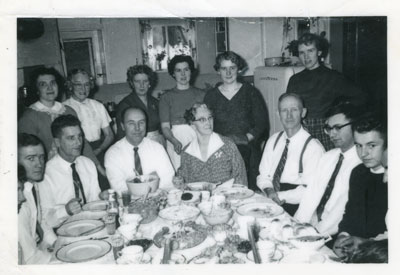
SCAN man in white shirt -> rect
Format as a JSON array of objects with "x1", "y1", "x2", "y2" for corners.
[
  {"x1": 18, "y1": 134, "x2": 56, "y2": 264},
  {"x1": 105, "y1": 107, "x2": 174, "y2": 195},
  {"x1": 257, "y1": 93, "x2": 325, "y2": 216},
  {"x1": 39, "y1": 115, "x2": 102, "y2": 228},
  {"x1": 295, "y1": 101, "x2": 362, "y2": 236}
]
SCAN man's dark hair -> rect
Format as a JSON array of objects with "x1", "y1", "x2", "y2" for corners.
[
  {"x1": 51, "y1": 114, "x2": 81, "y2": 138},
  {"x1": 297, "y1": 32, "x2": 330, "y2": 62},
  {"x1": 325, "y1": 99, "x2": 361, "y2": 122},
  {"x1": 348, "y1": 239, "x2": 388, "y2": 263},
  {"x1": 167, "y1": 55, "x2": 196, "y2": 78},
  {"x1": 18, "y1": 133, "x2": 44, "y2": 149},
  {"x1": 352, "y1": 112, "x2": 387, "y2": 148}
]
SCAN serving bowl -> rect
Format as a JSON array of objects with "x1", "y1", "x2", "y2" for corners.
[
  {"x1": 198, "y1": 201, "x2": 233, "y2": 225},
  {"x1": 126, "y1": 174, "x2": 160, "y2": 197},
  {"x1": 158, "y1": 205, "x2": 200, "y2": 226}
]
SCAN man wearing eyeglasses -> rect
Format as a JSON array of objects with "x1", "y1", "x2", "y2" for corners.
[
  {"x1": 295, "y1": 101, "x2": 362, "y2": 236},
  {"x1": 257, "y1": 93, "x2": 325, "y2": 216},
  {"x1": 104, "y1": 107, "x2": 174, "y2": 195}
]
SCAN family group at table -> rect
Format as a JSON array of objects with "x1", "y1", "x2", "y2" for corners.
[{"x1": 17, "y1": 33, "x2": 388, "y2": 264}]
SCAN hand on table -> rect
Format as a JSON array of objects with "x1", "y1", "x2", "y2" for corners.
[
  {"x1": 333, "y1": 234, "x2": 366, "y2": 260},
  {"x1": 65, "y1": 198, "x2": 82, "y2": 216}
]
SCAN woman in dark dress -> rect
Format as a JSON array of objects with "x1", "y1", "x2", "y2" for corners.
[
  {"x1": 115, "y1": 65, "x2": 165, "y2": 146},
  {"x1": 204, "y1": 51, "x2": 268, "y2": 190}
]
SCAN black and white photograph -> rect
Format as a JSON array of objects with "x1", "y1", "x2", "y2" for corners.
[{"x1": 1, "y1": 0, "x2": 399, "y2": 274}]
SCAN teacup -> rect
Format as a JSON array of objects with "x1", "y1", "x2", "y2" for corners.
[
  {"x1": 117, "y1": 245, "x2": 143, "y2": 264},
  {"x1": 118, "y1": 224, "x2": 138, "y2": 243},
  {"x1": 119, "y1": 213, "x2": 142, "y2": 225},
  {"x1": 257, "y1": 240, "x2": 276, "y2": 263}
]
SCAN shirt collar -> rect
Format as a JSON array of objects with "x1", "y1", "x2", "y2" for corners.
[
  {"x1": 123, "y1": 137, "x2": 145, "y2": 150},
  {"x1": 185, "y1": 132, "x2": 224, "y2": 161},
  {"x1": 370, "y1": 165, "x2": 385, "y2": 174},
  {"x1": 71, "y1": 96, "x2": 89, "y2": 104},
  {"x1": 283, "y1": 126, "x2": 305, "y2": 141}
]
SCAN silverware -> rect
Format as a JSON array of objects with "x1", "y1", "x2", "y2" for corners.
[{"x1": 79, "y1": 225, "x2": 103, "y2": 236}]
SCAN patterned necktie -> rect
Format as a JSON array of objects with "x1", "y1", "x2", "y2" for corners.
[
  {"x1": 134, "y1": 147, "x2": 143, "y2": 175},
  {"x1": 70, "y1": 163, "x2": 87, "y2": 204},
  {"x1": 31, "y1": 185, "x2": 43, "y2": 244},
  {"x1": 316, "y1": 153, "x2": 344, "y2": 221},
  {"x1": 272, "y1": 138, "x2": 290, "y2": 191}
]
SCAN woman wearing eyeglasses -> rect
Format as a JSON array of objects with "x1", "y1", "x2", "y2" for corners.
[
  {"x1": 64, "y1": 69, "x2": 114, "y2": 158},
  {"x1": 177, "y1": 103, "x2": 247, "y2": 186},
  {"x1": 204, "y1": 51, "x2": 268, "y2": 190},
  {"x1": 18, "y1": 67, "x2": 106, "y2": 178}
]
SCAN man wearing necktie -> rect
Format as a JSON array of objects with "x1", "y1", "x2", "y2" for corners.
[
  {"x1": 257, "y1": 93, "x2": 325, "y2": 216},
  {"x1": 18, "y1": 134, "x2": 56, "y2": 264},
  {"x1": 105, "y1": 107, "x2": 174, "y2": 195},
  {"x1": 295, "y1": 101, "x2": 362, "y2": 237},
  {"x1": 38, "y1": 115, "x2": 102, "y2": 228}
]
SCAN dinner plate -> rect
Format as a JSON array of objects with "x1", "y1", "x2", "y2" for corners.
[
  {"x1": 236, "y1": 203, "x2": 284, "y2": 219},
  {"x1": 56, "y1": 219, "x2": 105, "y2": 237},
  {"x1": 56, "y1": 239, "x2": 111, "y2": 263},
  {"x1": 82, "y1": 200, "x2": 108, "y2": 212},
  {"x1": 214, "y1": 187, "x2": 254, "y2": 201},
  {"x1": 246, "y1": 249, "x2": 283, "y2": 263}
]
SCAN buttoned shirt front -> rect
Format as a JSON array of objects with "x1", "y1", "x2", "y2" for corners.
[
  {"x1": 39, "y1": 154, "x2": 101, "y2": 228},
  {"x1": 64, "y1": 97, "x2": 111, "y2": 142},
  {"x1": 105, "y1": 137, "x2": 175, "y2": 195},
  {"x1": 18, "y1": 181, "x2": 55, "y2": 264},
  {"x1": 295, "y1": 146, "x2": 362, "y2": 235},
  {"x1": 257, "y1": 127, "x2": 325, "y2": 204}
]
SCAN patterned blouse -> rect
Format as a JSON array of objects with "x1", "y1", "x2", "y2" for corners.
[{"x1": 178, "y1": 133, "x2": 248, "y2": 186}]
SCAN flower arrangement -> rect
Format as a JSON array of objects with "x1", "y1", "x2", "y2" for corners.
[{"x1": 156, "y1": 50, "x2": 166, "y2": 62}]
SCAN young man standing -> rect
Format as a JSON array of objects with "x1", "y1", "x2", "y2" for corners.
[{"x1": 286, "y1": 33, "x2": 365, "y2": 150}]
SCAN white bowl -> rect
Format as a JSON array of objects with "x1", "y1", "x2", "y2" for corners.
[
  {"x1": 126, "y1": 174, "x2": 159, "y2": 197},
  {"x1": 289, "y1": 235, "x2": 331, "y2": 251}
]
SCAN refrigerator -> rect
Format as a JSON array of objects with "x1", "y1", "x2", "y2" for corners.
[{"x1": 254, "y1": 66, "x2": 304, "y2": 136}]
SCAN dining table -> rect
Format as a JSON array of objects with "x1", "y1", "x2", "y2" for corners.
[{"x1": 49, "y1": 184, "x2": 339, "y2": 264}]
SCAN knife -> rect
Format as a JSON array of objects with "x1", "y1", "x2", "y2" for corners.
[
  {"x1": 79, "y1": 225, "x2": 104, "y2": 236},
  {"x1": 248, "y1": 223, "x2": 261, "y2": 264}
]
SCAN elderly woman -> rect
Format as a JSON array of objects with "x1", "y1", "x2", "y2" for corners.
[
  {"x1": 115, "y1": 65, "x2": 165, "y2": 146},
  {"x1": 18, "y1": 67, "x2": 106, "y2": 177},
  {"x1": 204, "y1": 51, "x2": 268, "y2": 190},
  {"x1": 64, "y1": 69, "x2": 114, "y2": 157},
  {"x1": 159, "y1": 55, "x2": 205, "y2": 170},
  {"x1": 177, "y1": 103, "x2": 247, "y2": 186}
]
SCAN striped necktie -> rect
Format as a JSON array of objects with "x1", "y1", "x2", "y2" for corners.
[
  {"x1": 316, "y1": 153, "x2": 344, "y2": 221},
  {"x1": 272, "y1": 138, "x2": 290, "y2": 191},
  {"x1": 71, "y1": 163, "x2": 87, "y2": 204},
  {"x1": 134, "y1": 147, "x2": 143, "y2": 175}
]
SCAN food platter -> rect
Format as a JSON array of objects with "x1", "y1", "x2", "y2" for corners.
[
  {"x1": 56, "y1": 239, "x2": 111, "y2": 263},
  {"x1": 153, "y1": 222, "x2": 208, "y2": 250},
  {"x1": 236, "y1": 203, "x2": 284, "y2": 219},
  {"x1": 214, "y1": 187, "x2": 254, "y2": 201},
  {"x1": 56, "y1": 219, "x2": 105, "y2": 237},
  {"x1": 82, "y1": 200, "x2": 108, "y2": 212},
  {"x1": 159, "y1": 205, "x2": 200, "y2": 223}
]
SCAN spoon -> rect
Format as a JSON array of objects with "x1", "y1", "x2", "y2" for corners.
[{"x1": 142, "y1": 186, "x2": 151, "y2": 203}]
